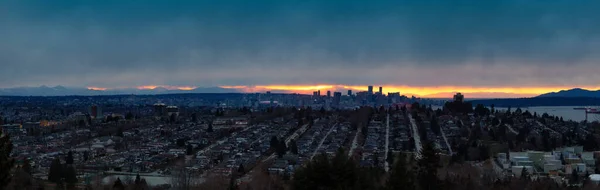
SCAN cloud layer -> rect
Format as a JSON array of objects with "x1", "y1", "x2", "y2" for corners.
[{"x1": 2, "y1": 0, "x2": 600, "y2": 88}]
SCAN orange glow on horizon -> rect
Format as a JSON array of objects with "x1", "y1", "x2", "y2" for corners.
[
  {"x1": 136, "y1": 85, "x2": 197, "y2": 90},
  {"x1": 220, "y1": 84, "x2": 600, "y2": 98},
  {"x1": 88, "y1": 84, "x2": 600, "y2": 98},
  {"x1": 87, "y1": 87, "x2": 107, "y2": 91}
]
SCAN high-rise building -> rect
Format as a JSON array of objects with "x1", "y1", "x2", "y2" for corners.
[
  {"x1": 154, "y1": 103, "x2": 167, "y2": 117},
  {"x1": 89, "y1": 105, "x2": 102, "y2": 119},
  {"x1": 454, "y1": 93, "x2": 464, "y2": 102},
  {"x1": 347, "y1": 90, "x2": 352, "y2": 96},
  {"x1": 167, "y1": 106, "x2": 179, "y2": 117},
  {"x1": 313, "y1": 91, "x2": 319, "y2": 97},
  {"x1": 327, "y1": 91, "x2": 331, "y2": 98},
  {"x1": 333, "y1": 92, "x2": 342, "y2": 106},
  {"x1": 378, "y1": 86, "x2": 383, "y2": 94},
  {"x1": 317, "y1": 90, "x2": 321, "y2": 96},
  {"x1": 356, "y1": 91, "x2": 368, "y2": 105},
  {"x1": 388, "y1": 92, "x2": 400, "y2": 103},
  {"x1": 368, "y1": 86, "x2": 373, "y2": 94}
]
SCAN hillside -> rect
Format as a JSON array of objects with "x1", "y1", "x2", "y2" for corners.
[{"x1": 537, "y1": 88, "x2": 600, "y2": 98}]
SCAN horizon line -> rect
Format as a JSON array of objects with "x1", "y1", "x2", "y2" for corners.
[{"x1": 2, "y1": 84, "x2": 600, "y2": 99}]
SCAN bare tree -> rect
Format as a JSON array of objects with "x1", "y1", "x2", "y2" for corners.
[{"x1": 170, "y1": 164, "x2": 202, "y2": 190}]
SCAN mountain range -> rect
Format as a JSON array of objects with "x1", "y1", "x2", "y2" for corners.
[
  {"x1": 0, "y1": 86, "x2": 240, "y2": 96},
  {"x1": 537, "y1": 88, "x2": 600, "y2": 98}
]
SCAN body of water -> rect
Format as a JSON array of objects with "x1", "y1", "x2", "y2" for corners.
[
  {"x1": 432, "y1": 106, "x2": 600, "y2": 122},
  {"x1": 495, "y1": 106, "x2": 600, "y2": 122}
]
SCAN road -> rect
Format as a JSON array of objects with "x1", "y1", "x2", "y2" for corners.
[
  {"x1": 384, "y1": 114, "x2": 390, "y2": 172},
  {"x1": 238, "y1": 120, "x2": 316, "y2": 182},
  {"x1": 439, "y1": 124, "x2": 453, "y2": 155},
  {"x1": 197, "y1": 125, "x2": 256, "y2": 155},
  {"x1": 505, "y1": 124, "x2": 518, "y2": 134},
  {"x1": 536, "y1": 121, "x2": 558, "y2": 134},
  {"x1": 310, "y1": 123, "x2": 338, "y2": 159},
  {"x1": 348, "y1": 126, "x2": 361, "y2": 157},
  {"x1": 408, "y1": 115, "x2": 422, "y2": 159},
  {"x1": 260, "y1": 121, "x2": 315, "y2": 163}
]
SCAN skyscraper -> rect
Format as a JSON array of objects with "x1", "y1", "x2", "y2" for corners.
[
  {"x1": 333, "y1": 92, "x2": 342, "y2": 106},
  {"x1": 378, "y1": 86, "x2": 383, "y2": 94},
  {"x1": 347, "y1": 90, "x2": 352, "y2": 96},
  {"x1": 317, "y1": 90, "x2": 321, "y2": 97},
  {"x1": 368, "y1": 86, "x2": 373, "y2": 94},
  {"x1": 89, "y1": 105, "x2": 102, "y2": 119},
  {"x1": 327, "y1": 91, "x2": 331, "y2": 98}
]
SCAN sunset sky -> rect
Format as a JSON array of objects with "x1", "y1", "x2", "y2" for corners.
[{"x1": 2, "y1": 0, "x2": 600, "y2": 98}]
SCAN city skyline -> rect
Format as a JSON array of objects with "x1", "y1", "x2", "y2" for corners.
[
  {"x1": 1, "y1": 84, "x2": 599, "y2": 98},
  {"x1": 2, "y1": 0, "x2": 600, "y2": 97}
]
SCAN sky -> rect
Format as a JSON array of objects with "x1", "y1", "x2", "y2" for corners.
[{"x1": 2, "y1": 0, "x2": 600, "y2": 98}]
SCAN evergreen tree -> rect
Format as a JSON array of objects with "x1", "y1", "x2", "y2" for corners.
[
  {"x1": 276, "y1": 139, "x2": 287, "y2": 158},
  {"x1": 571, "y1": 169, "x2": 579, "y2": 184},
  {"x1": 270, "y1": 136, "x2": 279, "y2": 150},
  {"x1": 191, "y1": 113, "x2": 198, "y2": 123},
  {"x1": 64, "y1": 165, "x2": 78, "y2": 188},
  {"x1": 386, "y1": 151, "x2": 394, "y2": 167},
  {"x1": 386, "y1": 154, "x2": 415, "y2": 190},
  {"x1": 0, "y1": 130, "x2": 15, "y2": 188},
  {"x1": 237, "y1": 164, "x2": 245, "y2": 174},
  {"x1": 78, "y1": 120, "x2": 86, "y2": 128},
  {"x1": 207, "y1": 123, "x2": 214, "y2": 133},
  {"x1": 170, "y1": 113, "x2": 177, "y2": 123},
  {"x1": 48, "y1": 158, "x2": 63, "y2": 185},
  {"x1": 186, "y1": 144, "x2": 193, "y2": 155},
  {"x1": 113, "y1": 178, "x2": 125, "y2": 190},
  {"x1": 293, "y1": 149, "x2": 368, "y2": 190},
  {"x1": 290, "y1": 140, "x2": 299, "y2": 155},
  {"x1": 116, "y1": 127, "x2": 124, "y2": 137},
  {"x1": 417, "y1": 141, "x2": 441, "y2": 190},
  {"x1": 134, "y1": 174, "x2": 141, "y2": 185},
  {"x1": 521, "y1": 167, "x2": 529, "y2": 180},
  {"x1": 125, "y1": 112, "x2": 134, "y2": 120},
  {"x1": 138, "y1": 179, "x2": 148, "y2": 190},
  {"x1": 22, "y1": 158, "x2": 32, "y2": 175},
  {"x1": 132, "y1": 174, "x2": 149, "y2": 190},
  {"x1": 66, "y1": 151, "x2": 74, "y2": 165}
]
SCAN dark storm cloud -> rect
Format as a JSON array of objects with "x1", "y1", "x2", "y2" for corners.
[{"x1": 1, "y1": 0, "x2": 600, "y2": 87}]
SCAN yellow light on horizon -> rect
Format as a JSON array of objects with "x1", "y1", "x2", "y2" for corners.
[{"x1": 219, "y1": 84, "x2": 600, "y2": 98}]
